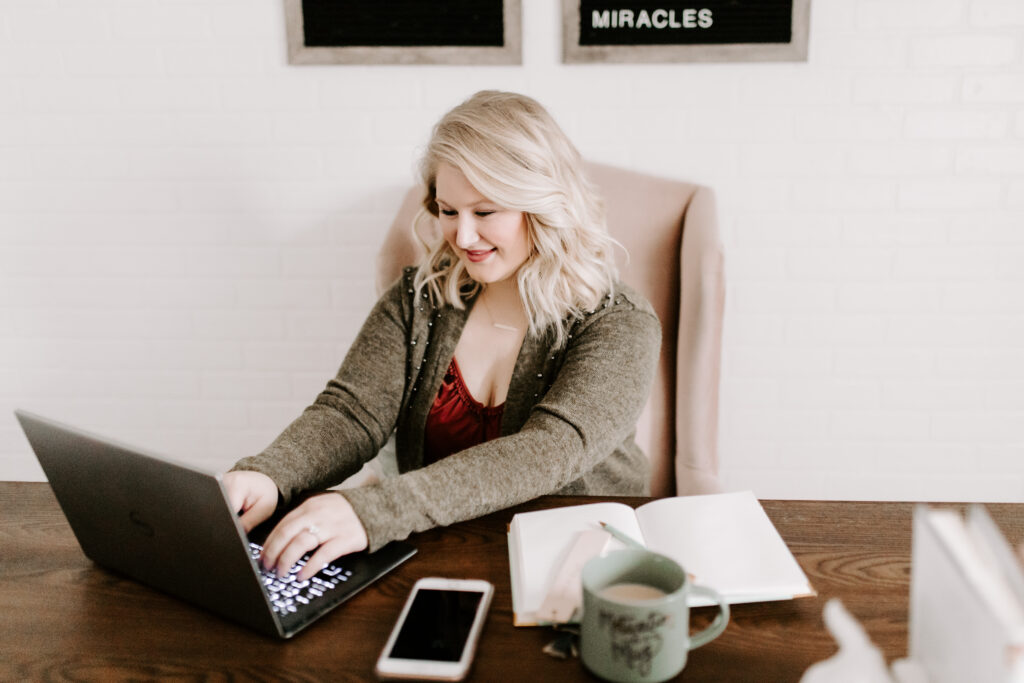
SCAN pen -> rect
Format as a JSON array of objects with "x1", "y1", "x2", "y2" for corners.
[{"x1": 598, "y1": 521, "x2": 645, "y2": 550}]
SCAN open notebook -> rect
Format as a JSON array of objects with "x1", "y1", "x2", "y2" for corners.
[{"x1": 508, "y1": 490, "x2": 815, "y2": 626}]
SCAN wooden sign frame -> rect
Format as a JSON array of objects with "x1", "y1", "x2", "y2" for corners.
[
  {"x1": 285, "y1": 0, "x2": 522, "y2": 65},
  {"x1": 563, "y1": 0, "x2": 810, "y2": 64}
]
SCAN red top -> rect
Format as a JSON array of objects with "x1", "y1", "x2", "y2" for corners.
[{"x1": 423, "y1": 358, "x2": 504, "y2": 466}]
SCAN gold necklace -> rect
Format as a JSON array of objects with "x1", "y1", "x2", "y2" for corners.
[{"x1": 480, "y1": 293, "x2": 521, "y2": 333}]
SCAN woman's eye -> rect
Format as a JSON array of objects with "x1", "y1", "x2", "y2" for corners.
[
  {"x1": 440, "y1": 209, "x2": 457, "y2": 217},
  {"x1": 475, "y1": 211, "x2": 494, "y2": 217}
]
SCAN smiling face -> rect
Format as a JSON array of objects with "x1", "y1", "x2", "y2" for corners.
[{"x1": 434, "y1": 163, "x2": 531, "y2": 286}]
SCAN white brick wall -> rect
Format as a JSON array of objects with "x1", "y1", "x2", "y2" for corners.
[{"x1": 2, "y1": 0, "x2": 1022, "y2": 501}]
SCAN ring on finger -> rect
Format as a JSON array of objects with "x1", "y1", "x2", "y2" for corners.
[{"x1": 304, "y1": 524, "x2": 323, "y2": 546}]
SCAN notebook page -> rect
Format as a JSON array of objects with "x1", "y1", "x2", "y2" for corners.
[
  {"x1": 928, "y1": 509, "x2": 1024, "y2": 635},
  {"x1": 911, "y1": 506, "x2": 1024, "y2": 683},
  {"x1": 634, "y1": 491, "x2": 813, "y2": 604},
  {"x1": 509, "y1": 501, "x2": 642, "y2": 620},
  {"x1": 966, "y1": 505, "x2": 1024, "y2": 609}
]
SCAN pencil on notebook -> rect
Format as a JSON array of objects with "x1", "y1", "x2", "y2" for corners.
[
  {"x1": 598, "y1": 521, "x2": 645, "y2": 549},
  {"x1": 598, "y1": 521, "x2": 698, "y2": 583}
]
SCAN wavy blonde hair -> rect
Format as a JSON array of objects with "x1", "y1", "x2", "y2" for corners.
[{"x1": 412, "y1": 90, "x2": 618, "y2": 348}]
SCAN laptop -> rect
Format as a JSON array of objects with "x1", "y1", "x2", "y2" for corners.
[{"x1": 14, "y1": 409, "x2": 416, "y2": 639}]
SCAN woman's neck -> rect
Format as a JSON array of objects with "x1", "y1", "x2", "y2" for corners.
[{"x1": 478, "y1": 279, "x2": 528, "y2": 333}]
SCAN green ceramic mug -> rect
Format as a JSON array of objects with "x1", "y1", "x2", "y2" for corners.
[{"x1": 580, "y1": 549, "x2": 730, "y2": 683}]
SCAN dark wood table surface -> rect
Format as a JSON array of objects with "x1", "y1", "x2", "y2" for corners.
[{"x1": 2, "y1": 481, "x2": 1022, "y2": 682}]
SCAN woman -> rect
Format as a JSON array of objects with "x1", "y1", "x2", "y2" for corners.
[{"x1": 225, "y1": 91, "x2": 661, "y2": 581}]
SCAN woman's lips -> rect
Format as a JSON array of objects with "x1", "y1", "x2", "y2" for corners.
[{"x1": 465, "y1": 248, "x2": 496, "y2": 263}]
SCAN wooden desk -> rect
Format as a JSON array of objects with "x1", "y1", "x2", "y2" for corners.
[{"x1": 2, "y1": 481, "x2": 1022, "y2": 682}]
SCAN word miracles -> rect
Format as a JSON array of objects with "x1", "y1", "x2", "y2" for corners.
[{"x1": 590, "y1": 8, "x2": 714, "y2": 30}]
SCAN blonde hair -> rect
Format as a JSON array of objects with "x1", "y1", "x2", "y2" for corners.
[{"x1": 412, "y1": 90, "x2": 618, "y2": 347}]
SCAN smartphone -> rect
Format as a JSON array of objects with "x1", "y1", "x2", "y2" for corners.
[{"x1": 375, "y1": 577, "x2": 494, "y2": 681}]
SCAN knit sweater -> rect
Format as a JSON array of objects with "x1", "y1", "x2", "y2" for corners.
[{"x1": 231, "y1": 267, "x2": 661, "y2": 552}]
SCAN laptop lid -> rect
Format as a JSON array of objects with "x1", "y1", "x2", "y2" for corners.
[{"x1": 15, "y1": 409, "x2": 415, "y2": 638}]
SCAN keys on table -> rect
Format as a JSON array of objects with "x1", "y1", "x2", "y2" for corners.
[{"x1": 248, "y1": 542, "x2": 354, "y2": 616}]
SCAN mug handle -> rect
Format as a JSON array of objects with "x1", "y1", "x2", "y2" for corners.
[{"x1": 687, "y1": 584, "x2": 731, "y2": 650}]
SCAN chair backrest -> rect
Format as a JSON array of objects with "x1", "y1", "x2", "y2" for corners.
[{"x1": 376, "y1": 162, "x2": 725, "y2": 497}]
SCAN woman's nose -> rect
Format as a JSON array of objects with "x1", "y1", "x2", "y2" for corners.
[{"x1": 455, "y1": 216, "x2": 479, "y2": 249}]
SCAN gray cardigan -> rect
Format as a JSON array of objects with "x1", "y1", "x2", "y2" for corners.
[{"x1": 232, "y1": 268, "x2": 661, "y2": 551}]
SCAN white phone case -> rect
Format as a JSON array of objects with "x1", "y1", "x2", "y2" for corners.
[{"x1": 375, "y1": 577, "x2": 494, "y2": 681}]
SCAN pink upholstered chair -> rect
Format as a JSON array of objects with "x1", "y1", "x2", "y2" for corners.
[{"x1": 375, "y1": 162, "x2": 725, "y2": 498}]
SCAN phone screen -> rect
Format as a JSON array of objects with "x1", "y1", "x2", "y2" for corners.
[{"x1": 387, "y1": 588, "x2": 485, "y2": 662}]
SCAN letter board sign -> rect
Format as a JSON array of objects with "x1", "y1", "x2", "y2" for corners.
[
  {"x1": 564, "y1": 0, "x2": 809, "y2": 63},
  {"x1": 285, "y1": 0, "x2": 521, "y2": 65}
]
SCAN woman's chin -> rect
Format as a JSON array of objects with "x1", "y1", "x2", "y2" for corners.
[{"x1": 462, "y1": 261, "x2": 500, "y2": 283}]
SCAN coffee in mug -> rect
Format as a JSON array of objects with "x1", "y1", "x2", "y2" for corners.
[{"x1": 598, "y1": 582, "x2": 667, "y2": 602}]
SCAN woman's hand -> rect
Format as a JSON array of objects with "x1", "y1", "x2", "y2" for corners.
[
  {"x1": 259, "y1": 493, "x2": 369, "y2": 581},
  {"x1": 222, "y1": 470, "x2": 279, "y2": 533}
]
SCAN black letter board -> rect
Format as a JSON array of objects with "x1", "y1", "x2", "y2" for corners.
[
  {"x1": 302, "y1": 0, "x2": 504, "y2": 48},
  {"x1": 286, "y1": 0, "x2": 521, "y2": 65},
  {"x1": 563, "y1": 0, "x2": 809, "y2": 63},
  {"x1": 580, "y1": 1, "x2": 791, "y2": 46}
]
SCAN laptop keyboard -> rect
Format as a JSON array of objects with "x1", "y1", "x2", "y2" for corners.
[{"x1": 248, "y1": 542, "x2": 354, "y2": 617}]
